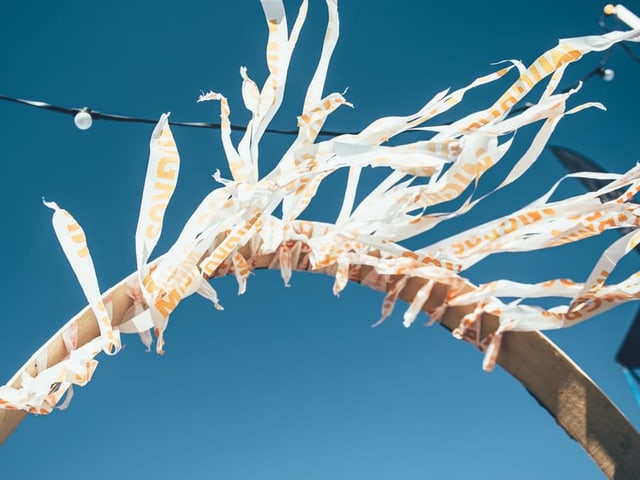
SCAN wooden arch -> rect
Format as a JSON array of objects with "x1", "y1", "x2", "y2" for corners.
[{"x1": 1, "y1": 243, "x2": 639, "y2": 479}]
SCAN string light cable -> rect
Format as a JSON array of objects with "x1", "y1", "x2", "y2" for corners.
[
  {"x1": 0, "y1": 94, "x2": 350, "y2": 136},
  {"x1": 1, "y1": 5, "x2": 638, "y2": 136}
]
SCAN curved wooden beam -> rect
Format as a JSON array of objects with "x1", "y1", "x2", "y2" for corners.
[{"x1": 1, "y1": 247, "x2": 639, "y2": 479}]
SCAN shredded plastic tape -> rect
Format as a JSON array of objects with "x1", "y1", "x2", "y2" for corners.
[{"x1": 2, "y1": 0, "x2": 640, "y2": 413}]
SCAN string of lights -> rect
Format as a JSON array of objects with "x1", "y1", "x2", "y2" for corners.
[
  {"x1": 0, "y1": 94, "x2": 351, "y2": 136},
  {"x1": 0, "y1": 8, "x2": 637, "y2": 136},
  {"x1": 0, "y1": 58, "x2": 617, "y2": 136}
]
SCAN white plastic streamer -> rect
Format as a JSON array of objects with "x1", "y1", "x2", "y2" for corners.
[{"x1": 44, "y1": 201, "x2": 121, "y2": 355}]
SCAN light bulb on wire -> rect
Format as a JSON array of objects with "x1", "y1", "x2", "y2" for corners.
[
  {"x1": 601, "y1": 68, "x2": 615, "y2": 81},
  {"x1": 73, "y1": 109, "x2": 93, "y2": 130}
]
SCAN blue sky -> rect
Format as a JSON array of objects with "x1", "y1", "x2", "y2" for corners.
[{"x1": 1, "y1": 1, "x2": 640, "y2": 478}]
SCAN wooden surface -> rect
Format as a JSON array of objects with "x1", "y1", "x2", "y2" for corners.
[{"x1": 1, "y1": 250, "x2": 639, "y2": 478}]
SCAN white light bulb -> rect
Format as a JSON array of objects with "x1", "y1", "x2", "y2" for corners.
[
  {"x1": 602, "y1": 68, "x2": 615, "y2": 82},
  {"x1": 74, "y1": 110, "x2": 93, "y2": 130}
]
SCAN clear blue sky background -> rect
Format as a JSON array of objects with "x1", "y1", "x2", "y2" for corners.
[{"x1": 1, "y1": 1, "x2": 640, "y2": 478}]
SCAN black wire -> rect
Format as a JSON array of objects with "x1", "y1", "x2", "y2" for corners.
[
  {"x1": 0, "y1": 94, "x2": 352, "y2": 137},
  {"x1": 0, "y1": 55, "x2": 612, "y2": 138},
  {"x1": 2, "y1": 11, "x2": 637, "y2": 138},
  {"x1": 0, "y1": 94, "x2": 76, "y2": 115}
]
